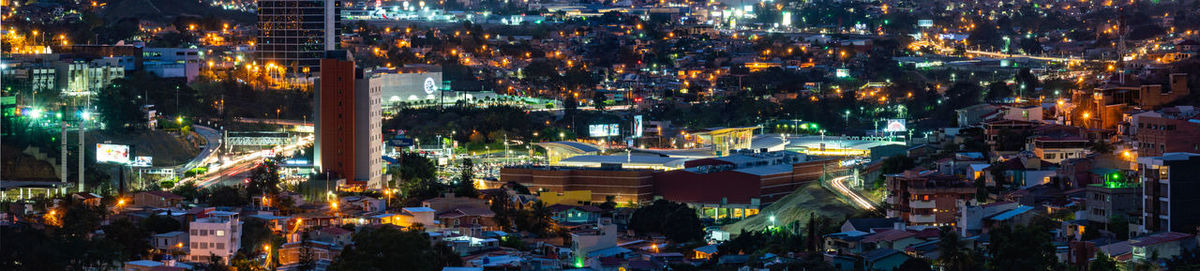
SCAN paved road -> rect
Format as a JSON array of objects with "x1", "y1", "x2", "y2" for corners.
[
  {"x1": 187, "y1": 134, "x2": 313, "y2": 188},
  {"x1": 829, "y1": 175, "x2": 878, "y2": 210},
  {"x1": 910, "y1": 40, "x2": 1106, "y2": 63}
]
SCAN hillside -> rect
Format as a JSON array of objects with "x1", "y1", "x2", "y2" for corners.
[
  {"x1": 722, "y1": 181, "x2": 862, "y2": 234},
  {"x1": 89, "y1": 129, "x2": 201, "y2": 167},
  {"x1": 101, "y1": 0, "x2": 254, "y2": 23}
]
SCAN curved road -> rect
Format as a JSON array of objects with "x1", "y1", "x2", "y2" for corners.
[{"x1": 829, "y1": 175, "x2": 878, "y2": 210}]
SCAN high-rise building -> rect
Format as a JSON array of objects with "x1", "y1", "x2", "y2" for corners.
[
  {"x1": 1137, "y1": 152, "x2": 1200, "y2": 233},
  {"x1": 314, "y1": 51, "x2": 382, "y2": 189},
  {"x1": 256, "y1": 0, "x2": 339, "y2": 78}
]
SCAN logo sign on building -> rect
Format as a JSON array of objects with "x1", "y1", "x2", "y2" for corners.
[
  {"x1": 884, "y1": 119, "x2": 907, "y2": 132},
  {"x1": 389, "y1": 136, "x2": 415, "y2": 147},
  {"x1": 96, "y1": 143, "x2": 131, "y2": 164},
  {"x1": 633, "y1": 115, "x2": 644, "y2": 138},
  {"x1": 131, "y1": 156, "x2": 153, "y2": 167}
]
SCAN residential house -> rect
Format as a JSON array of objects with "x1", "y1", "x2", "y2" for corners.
[
  {"x1": 861, "y1": 248, "x2": 912, "y2": 271},
  {"x1": 188, "y1": 211, "x2": 242, "y2": 264},
  {"x1": 549, "y1": 204, "x2": 603, "y2": 224},
  {"x1": 72, "y1": 192, "x2": 102, "y2": 206},
  {"x1": 132, "y1": 191, "x2": 184, "y2": 208},
  {"x1": 958, "y1": 201, "x2": 1019, "y2": 237},
  {"x1": 277, "y1": 240, "x2": 342, "y2": 270},
  {"x1": 1130, "y1": 232, "x2": 1197, "y2": 262},
  {"x1": 152, "y1": 231, "x2": 188, "y2": 251}
]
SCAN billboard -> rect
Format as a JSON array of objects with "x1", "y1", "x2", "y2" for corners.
[
  {"x1": 588, "y1": 124, "x2": 620, "y2": 137},
  {"x1": 96, "y1": 143, "x2": 131, "y2": 164},
  {"x1": 884, "y1": 119, "x2": 907, "y2": 132},
  {"x1": 378, "y1": 71, "x2": 444, "y2": 106},
  {"x1": 835, "y1": 69, "x2": 850, "y2": 78},
  {"x1": 131, "y1": 156, "x2": 153, "y2": 167},
  {"x1": 633, "y1": 115, "x2": 644, "y2": 138}
]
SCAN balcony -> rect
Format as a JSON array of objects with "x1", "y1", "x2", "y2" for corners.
[
  {"x1": 910, "y1": 214, "x2": 936, "y2": 224},
  {"x1": 909, "y1": 200, "x2": 936, "y2": 209}
]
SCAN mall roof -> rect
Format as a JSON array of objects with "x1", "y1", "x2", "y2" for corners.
[
  {"x1": 732, "y1": 164, "x2": 794, "y2": 176},
  {"x1": 535, "y1": 141, "x2": 603, "y2": 154},
  {"x1": 557, "y1": 155, "x2": 690, "y2": 168}
]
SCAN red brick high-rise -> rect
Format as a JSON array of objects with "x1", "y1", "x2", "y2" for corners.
[{"x1": 316, "y1": 51, "x2": 358, "y2": 185}]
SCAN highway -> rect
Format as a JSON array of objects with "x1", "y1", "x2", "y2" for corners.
[
  {"x1": 186, "y1": 134, "x2": 314, "y2": 188},
  {"x1": 828, "y1": 175, "x2": 877, "y2": 211},
  {"x1": 909, "y1": 40, "x2": 1106, "y2": 64}
]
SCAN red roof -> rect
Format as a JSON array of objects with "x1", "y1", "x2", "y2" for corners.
[
  {"x1": 862, "y1": 229, "x2": 916, "y2": 243},
  {"x1": 142, "y1": 191, "x2": 184, "y2": 200},
  {"x1": 319, "y1": 226, "x2": 352, "y2": 236},
  {"x1": 1131, "y1": 232, "x2": 1194, "y2": 247}
]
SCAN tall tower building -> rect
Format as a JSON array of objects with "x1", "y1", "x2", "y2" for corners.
[
  {"x1": 1138, "y1": 153, "x2": 1200, "y2": 233},
  {"x1": 256, "y1": 0, "x2": 340, "y2": 79},
  {"x1": 314, "y1": 51, "x2": 382, "y2": 189}
]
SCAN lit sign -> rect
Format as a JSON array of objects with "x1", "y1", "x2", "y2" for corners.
[
  {"x1": 423, "y1": 77, "x2": 437, "y2": 95},
  {"x1": 131, "y1": 156, "x2": 153, "y2": 167},
  {"x1": 588, "y1": 124, "x2": 620, "y2": 137},
  {"x1": 96, "y1": 143, "x2": 131, "y2": 164},
  {"x1": 884, "y1": 119, "x2": 907, "y2": 132},
  {"x1": 836, "y1": 69, "x2": 850, "y2": 78},
  {"x1": 633, "y1": 115, "x2": 644, "y2": 138}
]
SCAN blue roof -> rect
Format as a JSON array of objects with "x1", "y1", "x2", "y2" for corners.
[
  {"x1": 587, "y1": 246, "x2": 632, "y2": 258},
  {"x1": 990, "y1": 205, "x2": 1035, "y2": 221},
  {"x1": 403, "y1": 207, "x2": 436, "y2": 213},
  {"x1": 694, "y1": 244, "x2": 719, "y2": 254}
]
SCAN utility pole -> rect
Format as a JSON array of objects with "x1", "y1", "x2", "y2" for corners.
[
  {"x1": 78, "y1": 104, "x2": 85, "y2": 193},
  {"x1": 61, "y1": 111, "x2": 68, "y2": 191}
]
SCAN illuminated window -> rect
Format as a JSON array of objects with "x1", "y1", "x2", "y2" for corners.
[{"x1": 217, "y1": 230, "x2": 226, "y2": 237}]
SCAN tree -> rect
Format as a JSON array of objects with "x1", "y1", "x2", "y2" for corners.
[
  {"x1": 206, "y1": 186, "x2": 248, "y2": 207},
  {"x1": 94, "y1": 79, "x2": 146, "y2": 131},
  {"x1": 1108, "y1": 214, "x2": 1130, "y2": 240},
  {"x1": 986, "y1": 81, "x2": 1013, "y2": 102},
  {"x1": 880, "y1": 155, "x2": 916, "y2": 174},
  {"x1": 1014, "y1": 68, "x2": 1040, "y2": 97},
  {"x1": 58, "y1": 203, "x2": 105, "y2": 238},
  {"x1": 599, "y1": 195, "x2": 618, "y2": 211},
  {"x1": 247, "y1": 159, "x2": 281, "y2": 196},
  {"x1": 628, "y1": 199, "x2": 705, "y2": 243},
  {"x1": 1090, "y1": 251, "x2": 1121, "y2": 271},
  {"x1": 172, "y1": 181, "x2": 202, "y2": 202},
  {"x1": 328, "y1": 226, "x2": 461, "y2": 271},
  {"x1": 938, "y1": 229, "x2": 982, "y2": 271},
  {"x1": 898, "y1": 257, "x2": 933, "y2": 271},
  {"x1": 455, "y1": 158, "x2": 478, "y2": 198},
  {"x1": 140, "y1": 214, "x2": 182, "y2": 234},
  {"x1": 1090, "y1": 140, "x2": 1114, "y2": 154},
  {"x1": 988, "y1": 223, "x2": 1062, "y2": 271},
  {"x1": 394, "y1": 152, "x2": 437, "y2": 184},
  {"x1": 592, "y1": 92, "x2": 608, "y2": 110},
  {"x1": 239, "y1": 218, "x2": 279, "y2": 256},
  {"x1": 102, "y1": 218, "x2": 152, "y2": 260},
  {"x1": 298, "y1": 231, "x2": 316, "y2": 271}
]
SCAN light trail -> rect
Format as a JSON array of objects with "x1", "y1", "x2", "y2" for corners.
[{"x1": 829, "y1": 175, "x2": 876, "y2": 210}]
